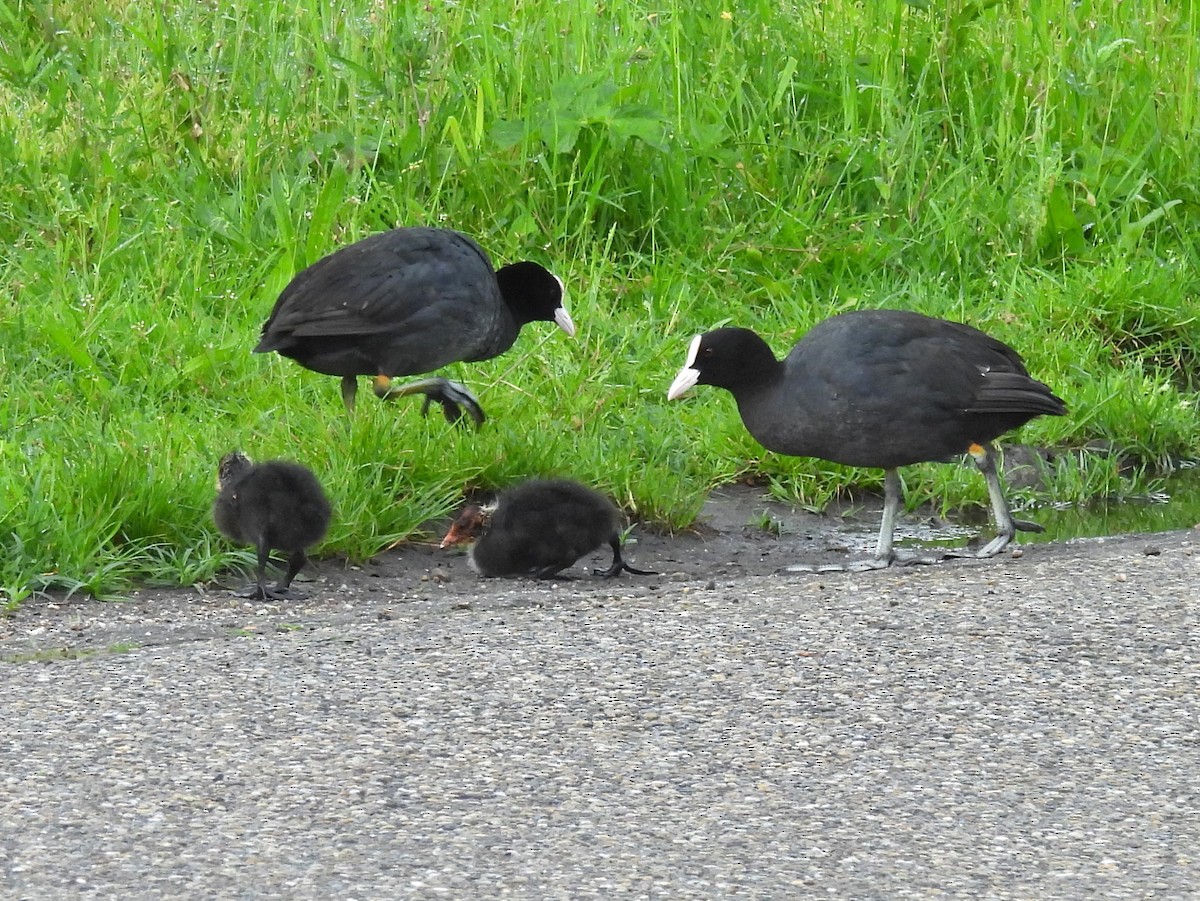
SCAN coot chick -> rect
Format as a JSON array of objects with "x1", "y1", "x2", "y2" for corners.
[
  {"x1": 440, "y1": 479, "x2": 656, "y2": 579},
  {"x1": 212, "y1": 452, "x2": 332, "y2": 599},
  {"x1": 667, "y1": 310, "x2": 1067, "y2": 570},
  {"x1": 254, "y1": 227, "x2": 575, "y2": 425}
]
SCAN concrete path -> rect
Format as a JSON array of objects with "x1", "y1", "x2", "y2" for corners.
[{"x1": 2, "y1": 531, "x2": 1198, "y2": 899}]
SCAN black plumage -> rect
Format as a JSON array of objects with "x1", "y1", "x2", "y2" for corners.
[
  {"x1": 440, "y1": 479, "x2": 656, "y2": 579},
  {"x1": 212, "y1": 452, "x2": 332, "y2": 599},
  {"x1": 254, "y1": 227, "x2": 574, "y2": 424},
  {"x1": 667, "y1": 309, "x2": 1067, "y2": 569}
]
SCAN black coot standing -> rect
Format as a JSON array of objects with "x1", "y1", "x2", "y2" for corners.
[
  {"x1": 253, "y1": 227, "x2": 575, "y2": 425},
  {"x1": 667, "y1": 310, "x2": 1068, "y2": 570},
  {"x1": 212, "y1": 452, "x2": 333, "y2": 599},
  {"x1": 440, "y1": 478, "x2": 656, "y2": 579}
]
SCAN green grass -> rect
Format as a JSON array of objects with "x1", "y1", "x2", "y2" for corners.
[{"x1": 2, "y1": 0, "x2": 1198, "y2": 603}]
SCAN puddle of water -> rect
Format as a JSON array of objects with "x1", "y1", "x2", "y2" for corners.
[
  {"x1": 1025, "y1": 498, "x2": 1191, "y2": 543},
  {"x1": 894, "y1": 467, "x2": 1200, "y2": 551}
]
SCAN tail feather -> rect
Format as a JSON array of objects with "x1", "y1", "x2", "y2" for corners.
[{"x1": 969, "y1": 372, "x2": 1067, "y2": 417}]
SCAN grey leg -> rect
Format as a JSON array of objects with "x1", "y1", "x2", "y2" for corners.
[
  {"x1": 970, "y1": 442, "x2": 1018, "y2": 558},
  {"x1": 340, "y1": 375, "x2": 358, "y2": 412},
  {"x1": 783, "y1": 468, "x2": 939, "y2": 574},
  {"x1": 871, "y1": 468, "x2": 902, "y2": 566}
]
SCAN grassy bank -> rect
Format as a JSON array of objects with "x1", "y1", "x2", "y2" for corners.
[{"x1": 1, "y1": 0, "x2": 1197, "y2": 603}]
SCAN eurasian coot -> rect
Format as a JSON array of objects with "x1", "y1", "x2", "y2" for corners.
[
  {"x1": 212, "y1": 452, "x2": 333, "y2": 599},
  {"x1": 440, "y1": 478, "x2": 656, "y2": 579},
  {"x1": 667, "y1": 310, "x2": 1067, "y2": 569},
  {"x1": 254, "y1": 227, "x2": 575, "y2": 424}
]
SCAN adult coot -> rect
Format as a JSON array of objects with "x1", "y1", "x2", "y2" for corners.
[
  {"x1": 212, "y1": 452, "x2": 332, "y2": 599},
  {"x1": 440, "y1": 478, "x2": 656, "y2": 579},
  {"x1": 667, "y1": 310, "x2": 1067, "y2": 570},
  {"x1": 254, "y1": 227, "x2": 575, "y2": 424}
]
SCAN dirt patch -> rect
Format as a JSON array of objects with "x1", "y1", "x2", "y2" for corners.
[{"x1": 0, "y1": 483, "x2": 1165, "y2": 661}]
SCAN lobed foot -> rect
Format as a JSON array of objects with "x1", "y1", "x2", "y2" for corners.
[
  {"x1": 375, "y1": 376, "x2": 486, "y2": 427},
  {"x1": 783, "y1": 551, "x2": 944, "y2": 574},
  {"x1": 233, "y1": 583, "x2": 309, "y2": 601},
  {"x1": 235, "y1": 585, "x2": 290, "y2": 601}
]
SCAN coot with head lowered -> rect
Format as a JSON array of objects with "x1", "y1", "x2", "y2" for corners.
[
  {"x1": 254, "y1": 227, "x2": 575, "y2": 425},
  {"x1": 667, "y1": 309, "x2": 1067, "y2": 570},
  {"x1": 440, "y1": 478, "x2": 656, "y2": 579}
]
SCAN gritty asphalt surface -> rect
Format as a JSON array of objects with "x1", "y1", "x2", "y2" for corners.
[{"x1": 2, "y1": 525, "x2": 1198, "y2": 899}]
